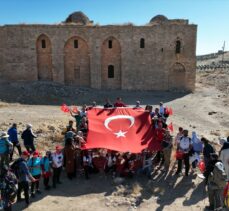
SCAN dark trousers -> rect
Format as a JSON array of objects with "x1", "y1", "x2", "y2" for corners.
[
  {"x1": 156, "y1": 151, "x2": 164, "y2": 163},
  {"x1": 52, "y1": 167, "x2": 62, "y2": 187},
  {"x1": 44, "y1": 177, "x2": 50, "y2": 188},
  {"x1": 4, "y1": 207, "x2": 12, "y2": 211},
  {"x1": 67, "y1": 172, "x2": 75, "y2": 180},
  {"x1": 208, "y1": 188, "x2": 224, "y2": 209},
  {"x1": 10, "y1": 142, "x2": 22, "y2": 160},
  {"x1": 2, "y1": 195, "x2": 12, "y2": 211},
  {"x1": 83, "y1": 165, "x2": 97, "y2": 179},
  {"x1": 104, "y1": 165, "x2": 116, "y2": 174},
  {"x1": 31, "y1": 175, "x2": 41, "y2": 193},
  {"x1": 17, "y1": 181, "x2": 30, "y2": 205},
  {"x1": 24, "y1": 144, "x2": 36, "y2": 154},
  {"x1": 176, "y1": 153, "x2": 190, "y2": 175}
]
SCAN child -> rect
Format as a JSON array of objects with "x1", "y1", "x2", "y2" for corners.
[
  {"x1": 51, "y1": 146, "x2": 63, "y2": 188},
  {"x1": 27, "y1": 150, "x2": 42, "y2": 197},
  {"x1": 41, "y1": 151, "x2": 52, "y2": 190}
]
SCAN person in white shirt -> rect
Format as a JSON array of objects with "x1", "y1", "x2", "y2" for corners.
[
  {"x1": 80, "y1": 105, "x2": 87, "y2": 117},
  {"x1": 83, "y1": 150, "x2": 93, "y2": 179},
  {"x1": 159, "y1": 102, "x2": 165, "y2": 116},
  {"x1": 219, "y1": 137, "x2": 229, "y2": 180},
  {"x1": 133, "y1": 101, "x2": 142, "y2": 109},
  {"x1": 176, "y1": 130, "x2": 192, "y2": 176},
  {"x1": 51, "y1": 145, "x2": 63, "y2": 188},
  {"x1": 105, "y1": 151, "x2": 117, "y2": 173}
]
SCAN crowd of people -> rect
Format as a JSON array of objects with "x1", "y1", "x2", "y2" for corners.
[{"x1": 0, "y1": 97, "x2": 228, "y2": 211}]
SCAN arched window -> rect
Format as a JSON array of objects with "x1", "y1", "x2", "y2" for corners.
[
  {"x1": 108, "y1": 65, "x2": 114, "y2": 78},
  {"x1": 41, "y1": 39, "x2": 46, "y2": 48},
  {"x1": 176, "y1": 40, "x2": 181, "y2": 54},
  {"x1": 108, "y1": 40, "x2": 112, "y2": 48},
  {"x1": 37, "y1": 34, "x2": 52, "y2": 81},
  {"x1": 74, "y1": 40, "x2": 78, "y2": 48},
  {"x1": 140, "y1": 38, "x2": 145, "y2": 48}
]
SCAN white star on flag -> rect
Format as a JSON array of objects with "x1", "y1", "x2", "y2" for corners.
[{"x1": 114, "y1": 130, "x2": 127, "y2": 138}]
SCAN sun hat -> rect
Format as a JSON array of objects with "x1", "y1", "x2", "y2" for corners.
[{"x1": 0, "y1": 132, "x2": 9, "y2": 138}]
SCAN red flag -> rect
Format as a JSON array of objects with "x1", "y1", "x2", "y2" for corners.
[
  {"x1": 169, "y1": 107, "x2": 173, "y2": 115},
  {"x1": 165, "y1": 107, "x2": 169, "y2": 115},
  {"x1": 61, "y1": 104, "x2": 70, "y2": 113},
  {"x1": 167, "y1": 122, "x2": 174, "y2": 132},
  {"x1": 84, "y1": 108, "x2": 153, "y2": 153},
  {"x1": 198, "y1": 160, "x2": 205, "y2": 173}
]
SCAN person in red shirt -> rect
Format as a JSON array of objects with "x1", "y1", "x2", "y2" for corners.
[
  {"x1": 114, "y1": 97, "x2": 126, "y2": 107},
  {"x1": 154, "y1": 122, "x2": 166, "y2": 164},
  {"x1": 92, "y1": 152, "x2": 107, "y2": 173},
  {"x1": 115, "y1": 153, "x2": 127, "y2": 177}
]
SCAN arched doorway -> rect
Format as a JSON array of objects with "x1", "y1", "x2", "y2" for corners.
[
  {"x1": 36, "y1": 34, "x2": 53, "y2": 81},
  {"x1": 64, "y1": 36, "x2": 90, "y2": 86},
  {"x1": 168, "y1": 63, "x2": 186, "y2": 90},
  {"x1": 101, "y1": 37, "x2": 121, "y2": 89}
]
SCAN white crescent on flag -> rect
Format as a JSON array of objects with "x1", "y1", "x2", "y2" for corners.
[{"x1": 104, "y1": 115, "x2": 135, "y2": 131}]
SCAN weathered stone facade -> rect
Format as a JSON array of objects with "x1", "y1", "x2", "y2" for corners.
[{"x1": 0, "y1": 12, "x2": 197, "y2": 91}]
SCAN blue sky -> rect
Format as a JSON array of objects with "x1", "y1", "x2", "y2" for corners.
[{"x1": 0, "y1": 0, "x2": 228, "y2": 55}]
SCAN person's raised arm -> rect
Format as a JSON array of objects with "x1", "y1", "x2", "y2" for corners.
[{"x1": 70, "y1": 110, "x2": 74, "y2": 117}]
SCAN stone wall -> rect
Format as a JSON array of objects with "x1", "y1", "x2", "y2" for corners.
[
  {"x1": 64, "y1": 36, "x2": 90, "y2": 86},
  {"x1": 101, "y1": 36, "x2": 121, "y2": 89},
  {"x1": 0, "y1": 21, "x2": 197, "y2": 91},
  {"x1": 37, "y1": 34, "x2": 53, "y2": 81}
]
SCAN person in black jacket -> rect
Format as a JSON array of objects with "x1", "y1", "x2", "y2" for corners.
[
  {"x1": 21, "y1": 124, "x2": 37, "y2": 153},
  {"x1": 203, "y1": 153, "x2": 219, "y2": 185},
  {"x1": 104, "y1": 98, "x2": 113, "y2": 108},
  {"x1": 201, "y1": 137, "x2": 215, "y2": 168}
]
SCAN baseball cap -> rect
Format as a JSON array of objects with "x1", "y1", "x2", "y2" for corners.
[{"x1": 22, "y1": 151, "x2": 30, "y2": 156}]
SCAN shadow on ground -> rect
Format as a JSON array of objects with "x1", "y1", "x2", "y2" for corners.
[
  {"x1": 0, "y1": 81, "x2": 190, "y2": 106},
  {"x1": 13, "y1": 163, "x2": 207, "y2": 211}
]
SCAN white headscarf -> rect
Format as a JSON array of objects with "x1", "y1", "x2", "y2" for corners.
[{"x1": 192, "y1": 131, "x2": 201, "y2": 143}]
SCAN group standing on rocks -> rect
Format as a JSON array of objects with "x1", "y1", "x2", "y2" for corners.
[{"x1": 0, "y1": 97, "x2": 229, "y2": 211}]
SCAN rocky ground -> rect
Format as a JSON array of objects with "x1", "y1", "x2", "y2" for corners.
[{"x1": 0, "y1": 66, "x2": 228, "y2": 211}]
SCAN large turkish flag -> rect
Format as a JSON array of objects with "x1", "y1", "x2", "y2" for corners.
[{"x1": 84, "y1": 107, "x2": 153, "y2": 153}]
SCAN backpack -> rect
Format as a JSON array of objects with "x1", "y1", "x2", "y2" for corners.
[
  {"x1": 212, "y1": 161, "x2": 227, "y2": 189},
  {"x1": 0, "y1": 171, "x2": 18, "y2": 202},
  {"x1": 0, "y1": 138, "x2": 12, "y2": 154}
]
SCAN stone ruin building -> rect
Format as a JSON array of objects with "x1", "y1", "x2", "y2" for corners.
[{"x1": 0, "y1": 11, "x2": 197, "y2": 91}]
